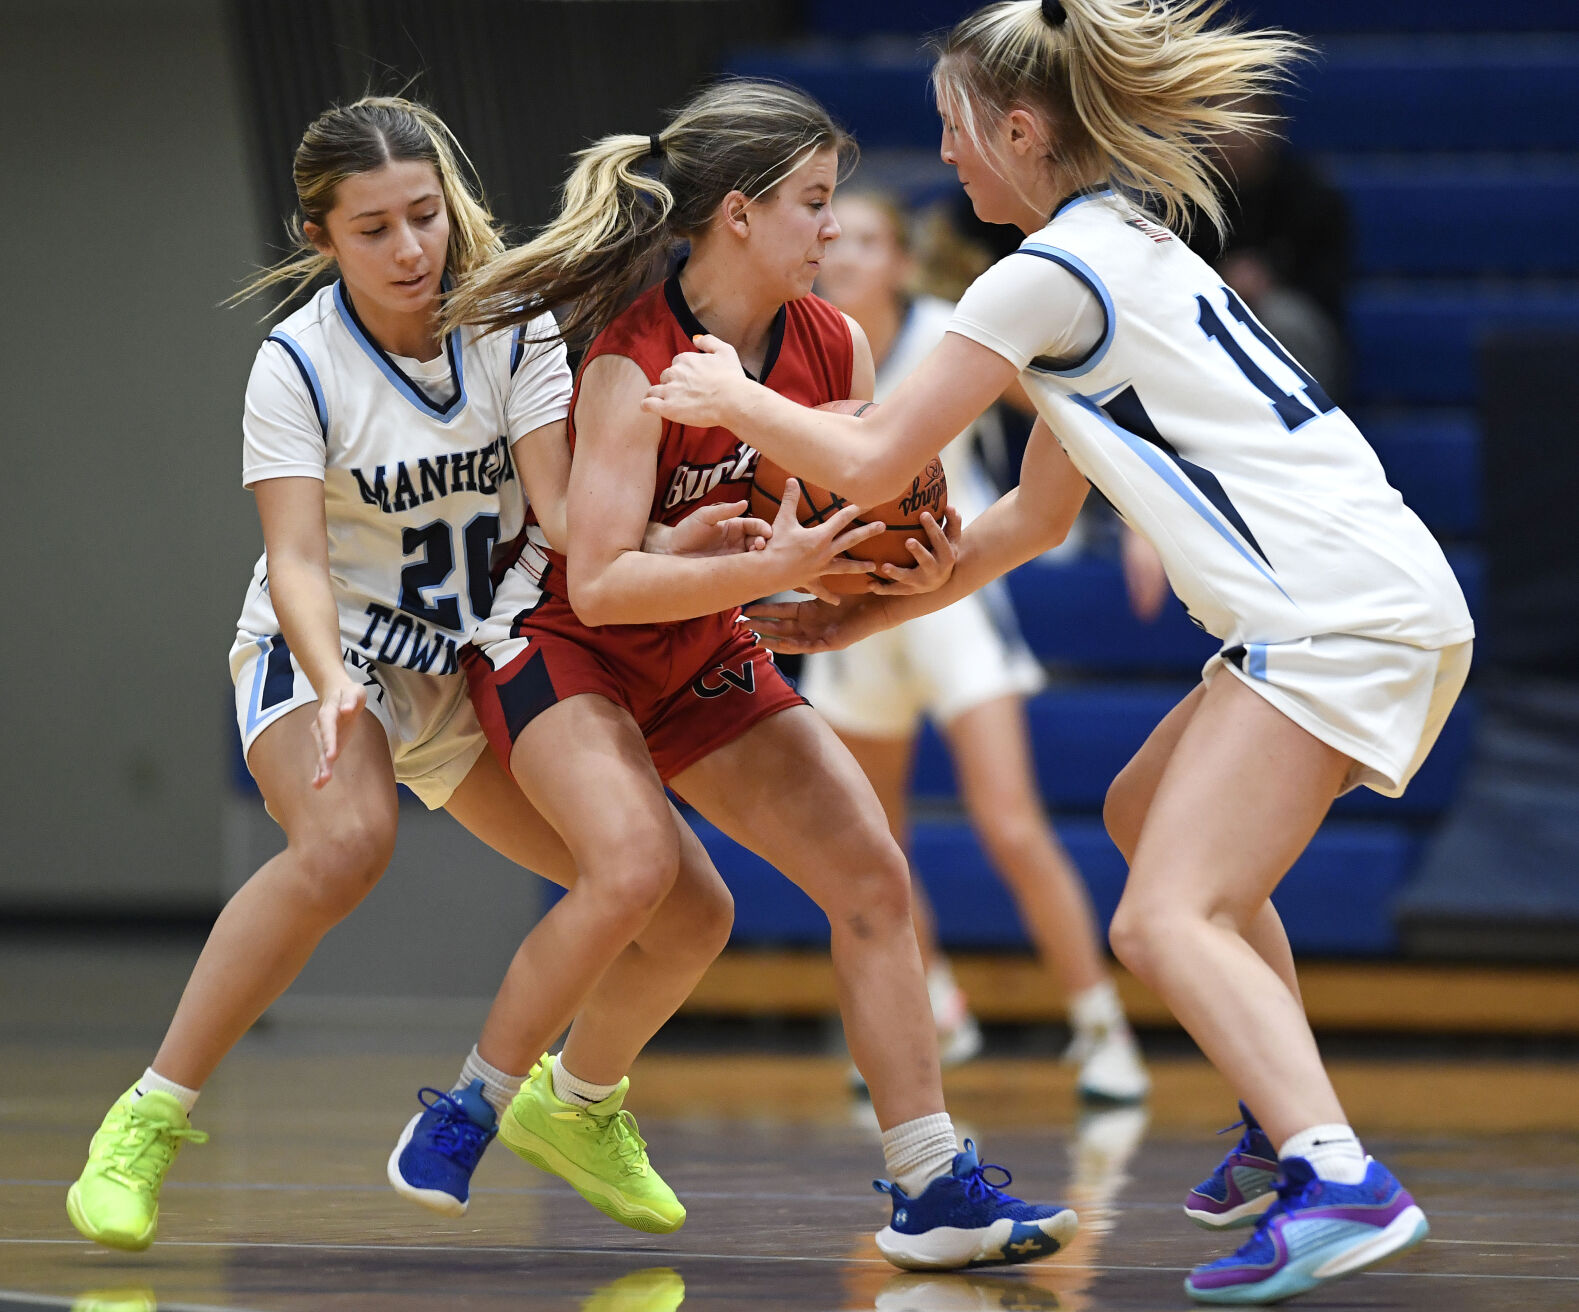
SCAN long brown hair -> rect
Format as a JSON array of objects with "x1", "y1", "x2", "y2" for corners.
[
  {"x1": 442, "y1": 79, "x2": 856, "y2": 347},
  {"x1": 235, "y1": 95, "x2": 505, "y2": 311}
]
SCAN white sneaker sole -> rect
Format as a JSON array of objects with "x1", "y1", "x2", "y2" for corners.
[
  {"x1": 1184, "y1": 1189, "x2": 1276, "y2": 1230},
  {"x1": 876, "y1": 1208, "x2": 1079, "y2": 1270},
  {"x1": 386, "y1": 1112, "x2": 468, "y2": 1218}
]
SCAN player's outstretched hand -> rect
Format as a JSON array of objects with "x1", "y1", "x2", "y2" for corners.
[
  {"x1": 1121, "y1": 525, "x2": 1170, "y2": 622},
  {"x1": 311, "y1": 680, "x2": 366, "y2": 789},
  {"x1": 647, "y1": 500, "x2": 773, "y2": 557},
  {"x1": 746, "y1": 596, "x2": 884, "y2": 654},
  {"x1": 763, "y1": 480, "x2": 883, "y2": 603},
  {"x1": 865, "y1": 506, "x2": 960, "y2": 596},
  {"x1": 641, "y1": 335, "x2": 748, "y2": 427}
]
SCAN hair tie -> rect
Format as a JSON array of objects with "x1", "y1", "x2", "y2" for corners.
[
  {"x1": 648, "y1": 134, "x2": 665, "y2": 159},
  {"x1": 1041, "y1": 0, "x2": 1068, "y2": 26}
]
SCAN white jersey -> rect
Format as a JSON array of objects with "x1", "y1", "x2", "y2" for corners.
[
  {"x1": 237, "y1": 282, "x2": 571, "y2": 676},
  {"x1": 884, "y1": 296, "x2": 1000, "y2": 523},
  {"x1": 949, "y1": 189, "x2": 1473, "y2": 651}
]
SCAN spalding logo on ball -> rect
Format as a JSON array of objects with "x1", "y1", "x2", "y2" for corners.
[{"x1": 749, "y1": 399, "x2": 948, "y2": 594}]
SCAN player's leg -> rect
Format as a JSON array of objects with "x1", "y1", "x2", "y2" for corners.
[
  {"x1": 1105, "y1": 675, "x2": 1426, "y2": 1301},
  {"x1": 389, "y1": 746, "x2": 731, "y2": 1218},
  {"x1": 461, "y1": 692, "x2": 695, "y2": 1233},
  {"x1": 69, "y1": 701, "x2": 400, "y2": 1251},
  {"x1": 833, "y1": 728, "x2": 981, "y2": 1067},
  {"x1": 1106, "y1": 684, "x2": 1302, "y2": 1002},
  {"x1": 673, "y1": 704, "x2": 1078, "y2": 1270},
  {"x1": 1109, "y1": 682, "x2": 1288, "y2": 1227},
  {"x1": 946, "y1": 692, "x2": 1146, "y2": 1102}
]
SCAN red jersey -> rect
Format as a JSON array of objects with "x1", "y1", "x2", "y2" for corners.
[{"x1": 531, "y1": 274, "x2": 853, "y2": 600}]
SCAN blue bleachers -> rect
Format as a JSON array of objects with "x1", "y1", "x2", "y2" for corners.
[
  {"x1": 690, "y1": 812, "x2": 1422, "y2": 956},
  {"x1": 1334, "y1": 160, "x2": 1579, "y2": 278}
]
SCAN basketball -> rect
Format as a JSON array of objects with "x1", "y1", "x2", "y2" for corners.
[{"x1": 748, "y1": 400, "x2": 948, "y2": 594}]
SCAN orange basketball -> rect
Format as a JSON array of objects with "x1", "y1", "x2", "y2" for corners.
[{"x1": 748, "y1": 399, "x2": 949, "y2": 595}]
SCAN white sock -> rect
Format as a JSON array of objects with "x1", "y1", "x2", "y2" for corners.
[
  {"x1": 1068, "y1": 980, "x2": 1125, "y2": 1034},
  {"x1": 551, "y1": 1056, "x2": 620, "y2": 1108},
  {"x1": 135, "y1": 1067, "x2": 199, "y2": 1114},
  {"x1": 1280, "y1": 1123, "x2": 1368, "y2": 1184},
  {"x1": 455, "y1": 1046, "x2": 526, "y2": 1116},
  {"x1": 882, "y1": 1113, "x2": 959, "y2": 1196}
]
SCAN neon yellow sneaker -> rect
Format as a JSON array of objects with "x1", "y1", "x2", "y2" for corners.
[
  {"x1": 499, "y1": 1054, "x2": 685, "y2": 1234},
  {"x1": 579, "y1": 1267, "x2": 686, "y2": 1312},
  {"x1": 66, "y1": 1084, "x2": 207, "y2": 1251}
]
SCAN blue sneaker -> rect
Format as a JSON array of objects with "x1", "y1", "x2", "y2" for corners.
[
  {"x1": 387, "y1": 1080, "x2": 498, "y2": 1217},
  {"x1": 1184, "y1": 1102, "x2": 1279, "y2": 1230},
  {"x1": 874, "y1": 1139, "x2": 1079, "y2": 1271},
  {"x1": 1185, "y1": 1156, "x2": 1429, "y2": 1304}
]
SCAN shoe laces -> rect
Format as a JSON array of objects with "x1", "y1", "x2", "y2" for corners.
[
  {"x1": 102, "y1": 1105, "x2": 207, "y2": 1193},
  {"x1": 586, "y1": 1107, "x2": 650, "y2": 1177},
  {"x1": 415, "y1": 1087, "x2": 494, "y2": 1162},
  {"x1": 958, "y1": 1151, "x2": 1023, "y2": 1207}
]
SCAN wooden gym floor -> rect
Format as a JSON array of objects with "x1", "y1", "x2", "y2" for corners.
[{"x1": 3, "y1": 937, "x2": 1578, "y2": 1311}]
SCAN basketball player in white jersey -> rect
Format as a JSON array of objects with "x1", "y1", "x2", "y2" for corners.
[
  {"x1": 808, "y1": 190, "x2": 1147, "y2": 1102},
  {"x1": 646, "y1": 2, "x2": 1471, "y2": 1302},
  {"x1": 68, "y1": 96, "x2": 755, "y2": 1253}
]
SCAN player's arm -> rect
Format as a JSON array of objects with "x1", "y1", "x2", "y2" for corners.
[
  {"x1": 510, "y1": 418, "x2": 571, "y2": 551},
  {"x1": 643, "y1": 329, "x2": 1018, "y2": 507},
  {"x1": 566, "y1": 355, "x2": 882, "y2": 627},
  {"x1": 251, "y1": 476, "x2": 366, "y2": 785},
  {"x1": 749, "y1": 417, "x2": 1088, "y2": 650}
]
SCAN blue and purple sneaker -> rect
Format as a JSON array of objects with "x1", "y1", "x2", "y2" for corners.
[
  {"x1": 387, "y1": 1079, "x2": 498, "y2": 1217},
  {"x1": 874, "y1": 1139, "x2": 1079, "y2": 1270},
  {"x1": 1184, "y1": 1102, "x2": 1279, "y2": 1229},
  {"x1": 1185, "y1": 1155, "x2": 1429, "y2": 1304}
]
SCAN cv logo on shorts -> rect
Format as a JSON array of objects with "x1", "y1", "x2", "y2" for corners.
[{"x1": 692, "y1": 659, "x2": 756, "y2": 699}]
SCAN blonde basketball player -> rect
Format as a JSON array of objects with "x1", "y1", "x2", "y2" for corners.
[{"x1": 645, "y1": 3, "x2": 1472, "y2": 1302}]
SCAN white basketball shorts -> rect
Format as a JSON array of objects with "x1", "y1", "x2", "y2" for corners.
[
  {"x1": 229, "y1": 630, "x2": 487, "y2": 809},
  {"x1": 1203, "y1": 633, "x2": 1473, "y2": 797},
  {"x1": 801, "y1": 580, "x2": 1046, "y2": 739}
]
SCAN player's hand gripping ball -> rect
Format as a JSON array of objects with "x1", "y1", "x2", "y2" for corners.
[{"x1": 749, "y1": 400, "x2": 949, "y2": 595}]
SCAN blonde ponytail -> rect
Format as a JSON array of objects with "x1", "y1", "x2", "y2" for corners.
[
  {"x1": 443, "y1": 79, "x2": 856, "y2": 348},
  {"x1": 932, "y1": 0, "x2": 1308, "y2": 235}
]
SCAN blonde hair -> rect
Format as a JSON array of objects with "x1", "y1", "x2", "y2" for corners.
[
  {"x1": 931, "y1": 0, "x2": 1308, "y2": 235},
  {"x1": 235, "y1": 95, "x2": 505, "y2": 311},
  {"x1": 443, "y1": 79, "x2": 856, "y2": 347}
]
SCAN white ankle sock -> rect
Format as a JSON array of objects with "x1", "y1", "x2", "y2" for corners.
[
  {"x1": 1279, "y1": 1123, "x2": 1368, "y2": 1184},
  {"x1": 882, "y1": 1113, "x2": 959, "y2": 1196},
  {"x1": 456, "y1": 1046, "x2": 526, "y2": 1116},
  {"x1": 551, "y1": 1056, "x2": 620, "y2": 1108},
  {"x1": 135, "y1": 1067, "x2": 199, "y2": 1114}
]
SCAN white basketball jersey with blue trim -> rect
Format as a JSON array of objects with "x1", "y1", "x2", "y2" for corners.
[
  {"x1": 881, "y1": 296, "x2": 1000, "y2": 523},
  {"x1": 236, "y1": 282, "x2": 571, "y2": 676},
  {"x1": 948, "y1": 190, "x2": 1472, "y2": 650}
]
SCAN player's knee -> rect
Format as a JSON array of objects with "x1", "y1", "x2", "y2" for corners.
[
  {"x1": 823, "y1": 838, "x2": 912, "y2": 939},
  {"x1": 686, "y1": 872, "x2": 735, "y2": 958},
  {"x1": 584, "y1": 834, "x2": 681, "y2": 931},
  {"x1": 979, "y1": 809, "x2": 1050, "y2": 877},
  {"x1": 1102, "y1": 774, "x2": 1142, "y2": 862},
  {"x1": 1107, "y1": 894, "x2": 1165, "y2": 983},
  {"x1": 291, "y1": 812, "x2": 396, "y2": 921}
]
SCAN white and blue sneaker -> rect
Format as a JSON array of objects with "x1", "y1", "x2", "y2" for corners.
[
  {"x1": 1185, "y1": 1155, "x2": 1429, "y2": 1304},
  {"x1": 387, "y1": 1079, "x2": 498, "y2": 1217},
  {"x1": 874, "y1": 1139, "x2": 1079, "y2": 1271}
]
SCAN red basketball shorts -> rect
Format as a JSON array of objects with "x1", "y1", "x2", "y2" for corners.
[{"x1": 464, "y1": 598, "x2": 806, "y2": 781}]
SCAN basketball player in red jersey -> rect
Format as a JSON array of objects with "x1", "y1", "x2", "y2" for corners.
[{"x1": 410, "y1": 81, "x2": 1079, "y2": 1270}]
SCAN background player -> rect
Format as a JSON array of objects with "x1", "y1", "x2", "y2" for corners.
[
  {"x1": 68, "y1": 95, "x2": 753, "y2": 1252},
  {"x1": 809, "y1": 188, "x2": 1147, "y2": 1103},
  {"x1": 432, "y1": 78, "x2": 1078, "y2": 1271},
  {"x1": 643, "y1": 2, "x2": 1474, "y2": 1302}
]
